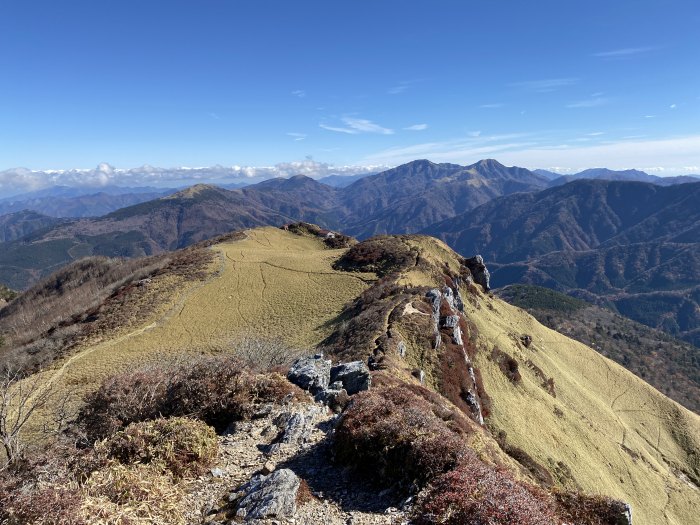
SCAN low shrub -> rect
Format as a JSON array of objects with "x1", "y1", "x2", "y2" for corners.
[
  {"x1": 333, "y1": 385, "x2": 468, "y2": 487},
  {"x1": 0, "y1": 476, "x2": 85, "y2": 525},
  {"x1": 80, "y1": 356, "x2": 302, "y2": 441},
  {"x1": 82, "y1": 462, "x2": 185, "y2": 525},
  {"x1": 554, "y1": 490, "x2": 631, "y2": 525},
  {"x1": 333, "y1": 236, "x2": 418, "y2": 277},
  {"x1": 98, "y1": 417, "x2": 218, "y2": 479},
  {"x1": 414, "y1": 460, "x2": 556, "y2": 525}
]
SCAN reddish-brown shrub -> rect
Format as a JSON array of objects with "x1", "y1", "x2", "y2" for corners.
[
  {"x1": 80, "y1": 356, "x2": 302, "y2": 441},
  {"x1": 0, "y1": 480, "x2": 85, "y2": 525},
  {"x1": 333, "y1": 385, "x2": 468, "y2": 487},
  {"x1": 414, "y1": 460, "x2": 556, "y2": 525},
  {"x1": 554, "y1": 490, "x2": 630, "y2": 525},
  {"x1": 491, "y1": 347, "x2": 522, "y2": 382},
  {"x1": 332, "y1": 236, "x2": 417, "y2": 276}
]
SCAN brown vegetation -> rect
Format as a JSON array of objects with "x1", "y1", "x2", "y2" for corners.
[
  {"x1": 332, "y1": 235, "x2": 418, "y2": 276},
  {"x1": 333, "y1": 385, "x2": 472, "y2": 487},
  {"x1": 97, "y1": 417, "x2": 218, "y2": 479},
  {"x1": 0, "y1": 247, "x2": 215, "y2": 376},
  {"x1": 413, "y1": 460, "x2": 556, "y2": 525},
  {"x1": 79, "y1": 356, "x2": 302, "y2": 441}
]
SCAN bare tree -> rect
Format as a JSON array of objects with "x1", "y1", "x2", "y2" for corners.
[
  {"x1": 232, "y1": 336, "x2": 302, "y2": 371},
  {"x1": 0, "y1": 369, "x2": 69, "y2": 469}
]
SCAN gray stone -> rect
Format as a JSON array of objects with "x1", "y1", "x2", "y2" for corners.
[
  {"x1": 441, "y1": 315, "x2": 459, "y2": 328},
  {"x1": 210, "y1": 467, "x2": 225, "y2": 478},
  {"x1": 234, "y1": 469, "x2": 300, "y2": 520},
  {"x1": 453, "y1": 324, "x2": 463, "y2": 346},
  {"x1": 397, "y1": 340, "x2": 406, "y2": 358},
  {"x1": 275, "y1": 409, "x2": 318, "y2": 445},
  {"x1": 442, "y1": 286, "x2": 455, "y2": 309},
  {"x1": 330, "y1": 361, "x2": 371, "y2": 395},
  {"x1": 464, "y1": 255, "x2": 491, "y2": 292},
  {"x1": 288, "y1": 355, "x2": 331, "y2": 394}
]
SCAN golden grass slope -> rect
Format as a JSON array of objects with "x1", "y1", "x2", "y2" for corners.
[
  {"x1": 464, "y1": 291, "x2": 700, "y2": 525},
  {"x1": 16, "y1": 229, "x2": 700, "y2": 525},
  {"x1": 24, "y1": 227, "x2": 372, "y2": 435}
]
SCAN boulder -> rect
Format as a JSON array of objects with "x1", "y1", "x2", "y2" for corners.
[
  {"x1": 233, "y1": 468, "x2": 300, "y2": 520},
  {"x1": 330, "y1": 360, "x2": 371, "y2": 395},
  {"x1": 287, "y1": 354, "x2": 331, "y2": 394},
  {"x1": 441, "y1": 315, "x2": 460, "y2": 329},
  {"x1": 463, "y1": 255, "x2": 491, "y2": 292}
]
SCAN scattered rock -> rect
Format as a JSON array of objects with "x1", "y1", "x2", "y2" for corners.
[
  {"x1": 233, "y1": 468, "x2": 300, "y2": 520},
  {"x1": 261, "y1": 461, "x2": 276, "y2": 475},
  {"x1": 397, "y1": 341, "x2": 406, "y2": 358},
  {"x1": 520, "y1": 334, "x2": 532, "y2": 348},
  {"x1": 330, "y1": 361, "x2": 371, "y2": 395},
  {"x1": 210, "y1": 467, "x2": 225, "y2": 478},
  {"x1": 288, "y1": 355, "x2": 331, "y2": 394},
  {"x1": 441, "y1": 315, "x2": 459, "y2": 329},
  {"x1": 463, "y1": 255, "x2": 491, "y2": 292}
]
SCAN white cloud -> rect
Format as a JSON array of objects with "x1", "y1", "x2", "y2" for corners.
[
  {"x1": 291, "y1": 90, "x2": 306, "y2": 98},
  {"x1": 511, "y1": 78, "x2": 578, "y2": 92},
  {"x1": 479, "y1": 103, "x2": 504, "y2": 108},
  {"x1": 404, "y1": 123, "x2": 428, "y2": 131},
  {"x1": 0, "y1": 161, "x2": 387, "y2": 195},
  {"x1": 587, "y1": 132, "x2": 605, "y2": 136},
  {"x1": 644, "y1": 115, "x2": 656, "y2": 118},
  {"x1": 320, "y1": 117, "x2": 394, "y2": 135},
  {"x1": 670, "y1": 104, "x2": 677, "y2": 109},
  {"x1": 593, "y1": 46, "x2": 656, "y2": 58},
  {"x1": 286, "y1": 132, "x2": 307, "y2": 141},
  {"x1": 566, "y1": 97, "x2": 609, "y2": 108}
]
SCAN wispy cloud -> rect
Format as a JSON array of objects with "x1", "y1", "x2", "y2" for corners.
[
  {"x1": 593, "y1": 46, "x2": 656, "y2": 58},
  {"x1": 404, "y1": 123, "x2": 428, "y2": 131},
  {"x1": 587, "y1": 132, "x2": 605, "y2": 136},
  {"x1": 387, "y1": 79, "x2": 421, "y2": 95},
  {"x1": 361, "y1": 132, "x2": 700, "y2": 176},
  {"x1": 388, "y1": 85, "x2": 408, "y2": 95},
  {"x1": 670, "y1": 103, "x2": 677, "y2": 109},
  {"x1": 511, "y1": 78, "x2": 578, "y2": 92},
  {"x1": 208, "y1": 112, "x2": 221, "y2": 120},
  {"x1": 362, "y1": 133, "x2": 535, "y2": 165},
  {"x1": 291, "y1": 89, "x2": 306, "y2": 98},
  {"x1": 479, "y1": 103, "x2": 504, "y2": 109},
  {"x1": 566, "y1": 97, "x2": 609, "y2": 108},
  {"x1": 644, "y1": 115, "x2": 656, "y2": 118},
  {"x1": 286, "y1": 132, "x2": 307, "y2": 141},
  {"x1": 320, "y1": 117, "x2": 394, "y2": 135}
]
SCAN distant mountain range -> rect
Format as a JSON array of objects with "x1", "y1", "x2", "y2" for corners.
[
  {"x1": 534, "y1": 167, "x2": 700, "y2": 186},
  {"x1": 425, "y1": 179, "x2": 700, "y2": 346},
  {"x1": 0, "y1": 159, "x2": 549, "y2": 289},
  {"x1": 1, "y1": 159, "x2": 699, "y2": 348}
]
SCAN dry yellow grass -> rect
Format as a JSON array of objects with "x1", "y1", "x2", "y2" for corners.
[
  {"x1": 464, "y1": 290, "x2": 700, "y2": 525},
  {"x1": 22, "y1": 227, "x2": 373, "y2": 434},
  {"x1": 14, "y1": 229, "x2": 700, "y2": 525}
]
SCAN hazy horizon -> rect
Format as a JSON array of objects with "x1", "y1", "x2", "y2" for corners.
[{"x1": 1, "y1": 1, "x2": 699, "y2": 191}]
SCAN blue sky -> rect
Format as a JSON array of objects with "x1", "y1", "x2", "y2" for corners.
[{"x1": 1, "y1": 0, "x2": 699, "y2": 182}]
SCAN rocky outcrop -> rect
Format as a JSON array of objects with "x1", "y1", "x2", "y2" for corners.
[
  {"x1": 288, "y1": 355, "x2": 369, "y2": 412},
  {"x1": 231, "y1": 468, "x2": 300, "y2": 520},
  {"x1": 330, "y1": 361, "x2": 371, "y2": 395},
  {"x1": 464, "y1": 255, "x2": 491, "y2": 292},
  {"x1": 288, "y1": 354, "x2": 331, "y2": 394}
]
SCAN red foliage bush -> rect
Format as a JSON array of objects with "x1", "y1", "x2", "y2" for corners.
[
  {"x1": 414, "y1": 460, "x2": 556, "y2": 525},
  {"x1": 333, "y1": 385, "x2": 468, "y2": 487},
  {"x1": 80, "y1": 356, "x2": 302, "y2": 441},
  {"x1": 554, "y1": 490, "x2": 630, "y2": 525}
]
